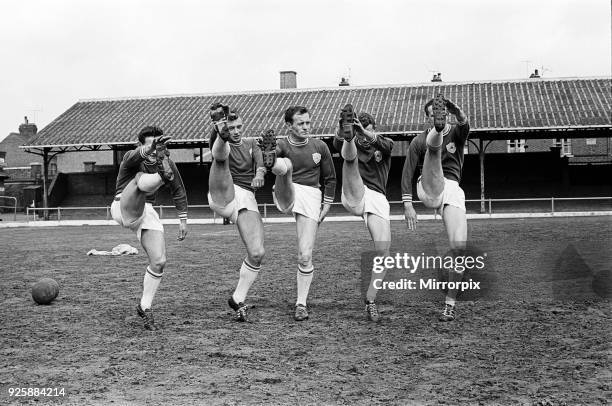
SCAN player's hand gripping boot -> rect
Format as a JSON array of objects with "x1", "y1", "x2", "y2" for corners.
[{"x1": 155, "y1": 141, "x2": 174, "y2": 183}]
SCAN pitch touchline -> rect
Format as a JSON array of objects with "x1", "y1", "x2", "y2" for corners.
[
  {"x1": 200, "y1": 224, "x2": 273, "y2": 236},
  {"x1": 200, "y1": 229, "x2": 238, "y2": 236},
  {"x1": 1, "y1": 212, "x2": 611, "y2": 228}
]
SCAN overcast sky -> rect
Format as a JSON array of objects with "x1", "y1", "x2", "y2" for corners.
[{"x1": 0, "y1": 0, "x2": 610, "y2": 142}]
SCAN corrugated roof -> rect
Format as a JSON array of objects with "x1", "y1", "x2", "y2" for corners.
[{"x1": 22, "y1": 77, "x2": 612, "y2": 149}]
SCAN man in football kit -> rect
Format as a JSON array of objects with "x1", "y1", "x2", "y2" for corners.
[
  {"x1": 111, "y1": 126, "x2": 188, "y2": 330},
  {"x1": 401, "y1": 94, "x2": 470, "y2": 322},
  {"x1": 333, "y1": 105, "x2": 394, "y2": 322},
  {"x1": 259, "y1": 106, "x2": 336, "y2": 321},
  {"x1": 206, "y1": 103, "x2": 266, "y2": 322}
]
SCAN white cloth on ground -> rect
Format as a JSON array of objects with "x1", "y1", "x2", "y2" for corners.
[{"x1": 87, "y1": 244, "x2": 139, "y2": 256}]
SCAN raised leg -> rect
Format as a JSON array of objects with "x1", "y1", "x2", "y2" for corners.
[
  {"x1": 208, "y1": 137, "x2": 235, "y2": 207},
  {"x1": 120, "y1": 173, "x2": 164, "y2": 225},
  {"x1": 272, "y1": 157, "x2": 295, "y2": 212},
  {"x1": 420, "y1": 128, "x2": 445, "y2": 201},
  {"x1": 340, "y1": 139, "x2": 366, "y2": 207}
]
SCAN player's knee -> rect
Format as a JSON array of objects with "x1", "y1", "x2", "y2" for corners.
[
  {"x1": 248, "y1": 246, "x2": 265, "y2": 266},
  {"x1": 213, "y1": 156, "x2": 228, "y2": 165},
  {"x1": 272, "y1": 157, "x2": 292, "y2": 176},
  {"x1": 150, "y1": 255, "x2": 167, "y2": 273},
  {"x1": 297, "y1": 251, "x2": 312, "y2": 268},
  {"x1": 137, "y1": 172, "x2": 163, "y2": 193}
]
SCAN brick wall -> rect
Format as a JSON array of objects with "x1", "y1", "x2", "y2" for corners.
[
  {"x1": 56, "y1": 151, "x2": 115, "y2": 173},
  {"x1": 55, "y1": 147, "x2": 200, "y2": 173},
  {"x1": 0, "y1": 133, "x2": 41, "y2": 167},
  {"x1": 465, "y1": 137, "x2": 612, "y2": 163},
  {"x1": 4, "y1": 167, "x2": 33, "y2": 180},
  {"x1": 58, "y1": 162, "x2": 210, "y2": 207},
  {"x1": 570, "y1": 137, "x2": 612, "y2": 162},
  {"x1": 66, "y1": 172, "x2": 116, "y2": 196}
]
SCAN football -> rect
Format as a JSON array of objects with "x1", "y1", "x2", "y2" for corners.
[{"x1": 31, "y1": 278, "x2": 60, "y2": 305}]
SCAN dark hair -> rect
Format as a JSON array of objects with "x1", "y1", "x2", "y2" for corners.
[
  {"x1": 424, "y1": 99, "x2": 434, "y2": 117},
  {"x1": 210, "y1": 103, "x2": 239, "y2": 121},
  {"x1": 358, "y1": 112, "x2": 376, "y2": 130},
  {"x1": 227, "y1": 110, "x2": 239, "y2": 122},
  {"x1": 209, "y1": 102, "x2": 226, "y2": 111},
  {"x1": 209, "y1": 103, "x2": 232, "y2": 122},
  {"x1": 138, "y1": 126, "x2": 163, "y2": 144},
  {"x1": 284, "y1": 106, "x2": 309, "y2": 124}
]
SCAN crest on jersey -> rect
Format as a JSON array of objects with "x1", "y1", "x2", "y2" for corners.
[
  {"x1": 446, "y1": 142, "x2": 457, "y2": 154},
  {"x1": 312, "y1": 152, "x2": 321, "y2": 165},
  {"x1": 374, "y1": 150, "x2": 382, "y2": 162}
]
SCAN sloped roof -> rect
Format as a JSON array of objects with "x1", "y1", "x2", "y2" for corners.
[{"x1": 22, "y1": 77, "x2": 612, "y2": 150}]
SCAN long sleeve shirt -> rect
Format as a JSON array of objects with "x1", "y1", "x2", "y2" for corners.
[
  {"x1": 115, "y1": 145, "x2": 188, "y2": 219},
  {"x1": 401, "y1": 121, "x2": 470, "y2": 203},
  {"x1": 277, "y1": 136, "x2": 337, "y2": 204}
]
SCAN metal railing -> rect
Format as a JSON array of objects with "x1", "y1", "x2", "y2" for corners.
[
  {"x1": 463, "y1": 196, "x2": 612, "y2": 215},
  {"x1": 0, "y1": 196, "x2": 17, "y2": 221},
  {"x1": 22, "y1": 196, "x2": 612, "y2": 222}
]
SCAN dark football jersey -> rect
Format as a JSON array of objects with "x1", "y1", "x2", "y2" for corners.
[
  {"x1": 333, "y1": 134, "x2": 393, "y2": 195},
  {"x1": 115, "y1": 145, "x2": 188, "y2": 219},
  {"x1": 277, "y1": 136, "x2": 336, "y2": 204},
  {"x1": 401, "y1": 121, "x2": 470, "y2": 202},
  {"x1": 210, "y1": 132, "x2": 264, "y2": 192}
]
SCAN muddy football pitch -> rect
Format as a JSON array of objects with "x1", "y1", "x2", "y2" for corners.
[{"x1": 1, "y1": 217, "x2": 610, "y2": 405}]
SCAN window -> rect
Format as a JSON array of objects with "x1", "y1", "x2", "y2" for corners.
[
  {"x1": 553, "y1": 138, "x2": 572, "y2": 157},
  {"x1": 49, "y1": 158, "x2": 58, "y2": 176},
  {"x1": 507, "y1": 139, "x2": 526, "y2": 153},
  {"x1": 586, "y1": 138, "x2": 596, "y2": 145}
]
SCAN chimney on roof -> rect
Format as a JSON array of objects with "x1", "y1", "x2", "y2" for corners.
[
  {"x1": 431, "y1": 72, "x2": 442, "y2": 82},
  {"x1": 339, "y1": 77, "x2": 350, "y2": 87},
  {"x1": 19, "y1": 116, "x2": 38, "y2": 139},
  {"x1": 529, "y1": 69, "x2": 541, "y2": 78},
  {"x1": 280, "y1": 71, "x2": 297, "y2": 89}
]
